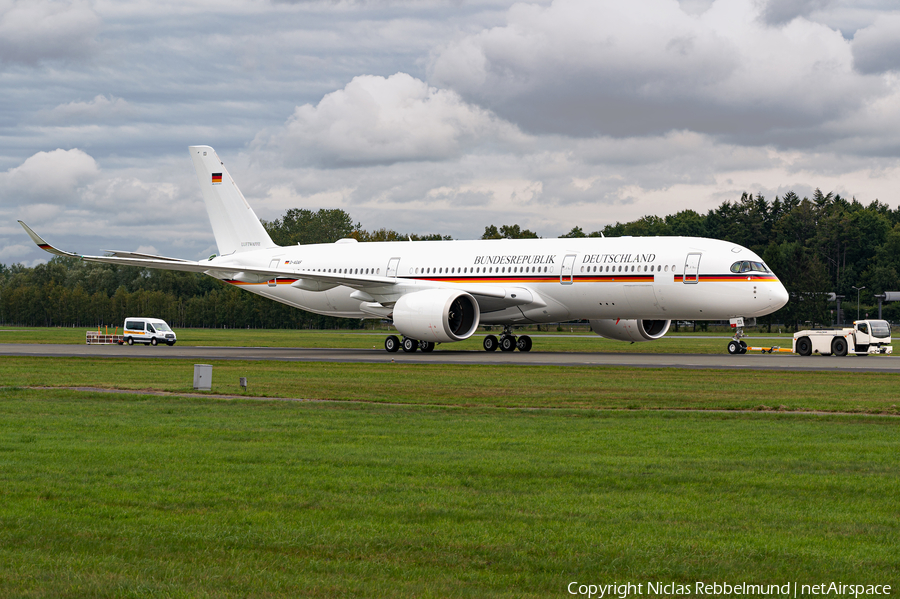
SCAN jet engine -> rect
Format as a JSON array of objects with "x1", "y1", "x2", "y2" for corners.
[
  {"x1": 589, "y1": 319, "x2": 671, "y2": 342},
  {"x1": 392, "y1": 289, "x2": 480, "y2": 342}
]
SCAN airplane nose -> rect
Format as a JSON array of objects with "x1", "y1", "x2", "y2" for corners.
[{"x1": 771, "y1": 282, "x2": 789, "y2": 310}]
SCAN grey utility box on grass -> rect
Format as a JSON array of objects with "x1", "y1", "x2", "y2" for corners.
[{"x1": 193, "y1": 364, "x2": 212, "y2": 390}]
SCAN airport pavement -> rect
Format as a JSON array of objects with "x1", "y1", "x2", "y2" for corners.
[{"x1": 2, "y1": 343, "x2": 899, "y2": 372}]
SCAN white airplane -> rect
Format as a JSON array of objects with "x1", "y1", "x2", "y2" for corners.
[{"x1": 19, "y1": 145, "x2": 789, "y2": 354}]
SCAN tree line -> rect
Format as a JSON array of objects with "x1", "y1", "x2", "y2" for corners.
[{"x1": 2, "y1": 192, "x2": 899, "y2": 329}]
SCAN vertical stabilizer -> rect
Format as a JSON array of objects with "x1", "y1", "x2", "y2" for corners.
[{"x1": 189, "y1": 145, "x2": 276, "y2": 254}]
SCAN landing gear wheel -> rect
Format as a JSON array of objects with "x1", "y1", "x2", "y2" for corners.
[
  {"x1": 499, "y1": 335, "x2": 516, "y2": 352},
  {"x1": 739, "y1": 340, "x2": 747, "y2": 354},
  {"x1": 402, "y1": 337, "x2": 418, "y2": 353},
  {"x1": 831, "y1": 337, "x2": 848, "y2": 357},
  {"x1": 150, "y1": 337, "x2": 158, "y2": 346},
  {"x1": 385, "y1": 335, "x2": 400, "y2": 353},
  {"x1": 419, "y1": 340, "x2": 435, "y2": 353},
  {"x1": 516, "y1": 335, "x2": 532, "y2": 352},
  {"x1": 126, "y1": 337, "x2": 134, "y2": 346},
  {"x1": 727, "y1": 340, "x2": 742, "y2": 355},
  {"x1": 483, "y1": 335, "x2": 498, "y2": 352},
  {"x1": 796, "y1": 336, "x2": 812, "y2": 357}
]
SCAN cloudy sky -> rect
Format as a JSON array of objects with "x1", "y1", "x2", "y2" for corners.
[{"x1": 2, "y1": 0, "x2": 900, "y2": 266}]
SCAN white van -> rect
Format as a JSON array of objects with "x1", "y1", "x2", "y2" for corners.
[{"x1": 123, "y1": 317, "x2": 177, "y2": 346}]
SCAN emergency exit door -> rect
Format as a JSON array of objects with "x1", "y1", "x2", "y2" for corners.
[
  {"x1": 386, "y1": 257, "x2": 400, "y2": 278},
  {"x1": 268, "y1": 258, "x2": 280, "y2": 287}
]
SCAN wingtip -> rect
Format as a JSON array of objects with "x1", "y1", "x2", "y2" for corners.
[
  {"x1": 17, "y1": 221, "x2": 80, "y2": 258},
  {"x1": 18, "y1": 220, "x2": 45, "y2": 244}
]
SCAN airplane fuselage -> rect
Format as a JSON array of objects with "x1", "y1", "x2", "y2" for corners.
[{"x1": 209, "y1": 235, "x2": 787, "y2": 324}]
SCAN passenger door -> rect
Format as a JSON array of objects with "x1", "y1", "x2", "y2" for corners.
[
  {"x1": 560, "y1": 254, "x2": 576, "y2": 285},
  {"x1": 683, "y1": 253, "x2": 701, "y2": 284}
]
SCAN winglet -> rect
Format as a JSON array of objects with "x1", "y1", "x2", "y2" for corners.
[{"x1": 17, "y1": 221, "x2": 81, "y2": 258}]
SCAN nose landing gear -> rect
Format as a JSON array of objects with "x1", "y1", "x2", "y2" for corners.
[
  {"x1": 727, "y1": 339, "x2": 748, "y2": 355},
  {"x1": 727, "y1": 321, "x2": 748, "y2": 355}
]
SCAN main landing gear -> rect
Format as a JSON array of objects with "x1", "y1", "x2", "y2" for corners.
[
  {"x1": 483, "y1": 327, "x2": 532, "y2": 352},
  {"x1": 384, "y1": 335, "x2": 435, "y2": 353},
  {"x1": 382, "y1": 327, "x2": 533, "y2": 353},
  {"x1": 727, "y1": 325, "x2": 748, "y2": 355}
]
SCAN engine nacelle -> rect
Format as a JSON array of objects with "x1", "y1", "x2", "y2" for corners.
[
  {"x1": 589, "y1": 319, "x2": 670, "y2": 342},
  {"x1": 393, "y1": 289, "x2": 480, "y2": 343}
]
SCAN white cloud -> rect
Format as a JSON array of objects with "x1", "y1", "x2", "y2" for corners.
[
  {"x1": 851, "y1": 14, "x2": 900, "y2": 74},
  {"x1": 0, "y1": 0, "x2": 100, "y2": 65},
  {"x1": 0, "y1": 242, "x2": 30, "y2": 261},
  {"x1": 261, "y1": 72, "x2": 527, "y2": 167},
  {"x1": 45, "y1": 95, "x2": 135, "y2": 124},
  {"x1": 1, "y1": 148, "x2": 99, "y2": 204},
  {"x1": 428, "y1": 0, "x2": 884, "y2": 145},
  {"x1": 760, "y1": 0, "x2": 834, "y2": 26},
  {"x1": 2, "y1": 0, "x2": 900, "y2": 267}
]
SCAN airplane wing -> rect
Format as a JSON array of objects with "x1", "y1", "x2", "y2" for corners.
[
  {"x1": 19, "y1": 220, "x2": 516, "y2": 303},
  {"x1": 100, "y1": 249, "x2": 199, "y2": 262},
  {"x1": 19, "y1": 221, "x2": 214, "y2": 272}
]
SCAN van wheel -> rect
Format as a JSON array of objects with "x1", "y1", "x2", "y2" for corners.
[
  {"x1": 150, "y1": 338, "x2": 158, "y2": 346},
  {"x1": 126, "y1": 337, "x2": 133, "y2": 346},
  {"x1": 167, "y1": 341, "x2": 175, "y2": 346}
]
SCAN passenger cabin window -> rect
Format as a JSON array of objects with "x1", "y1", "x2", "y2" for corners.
[{"x1": 125, "y1": 321, "x2": 143, "y2": 331}]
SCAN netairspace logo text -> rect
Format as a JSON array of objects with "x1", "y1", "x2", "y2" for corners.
[{"x1": 567, "y1": 581, "x2": 892, "y2": 598}]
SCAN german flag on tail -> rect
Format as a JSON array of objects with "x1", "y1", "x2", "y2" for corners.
[{"x1": 211, "y1": 173, "x2": 222, "y2": 185}]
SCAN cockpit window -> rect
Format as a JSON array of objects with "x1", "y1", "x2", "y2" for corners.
[{"x1": 730, "y1": 261, "x2": 770, "y2": 274}]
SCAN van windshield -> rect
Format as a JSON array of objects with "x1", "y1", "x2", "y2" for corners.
[
  {"x1": 869, "y1": 320, "x2": 891, "y2": 338},
  {"x1": 154, "y1": 322, "x2": 172, "y2": 332}
]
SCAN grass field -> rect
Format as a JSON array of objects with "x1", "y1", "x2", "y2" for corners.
[
  {"x1": 1, "y1": 387, "x2": 898, "y2": 598},
  {"x1": 0, "y1": 324, "x2": 795, "y2": 354},
  {"x1": 1, "y1": 356, "x2": 899, "y2": 414},
  {"x1": 1, "y1": 330, "x2": 898, "y2": 596}
]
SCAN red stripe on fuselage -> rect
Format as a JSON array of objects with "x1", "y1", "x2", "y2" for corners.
[{"x1": 673, "y1": 274, "x2": 779, "y2": 283}]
